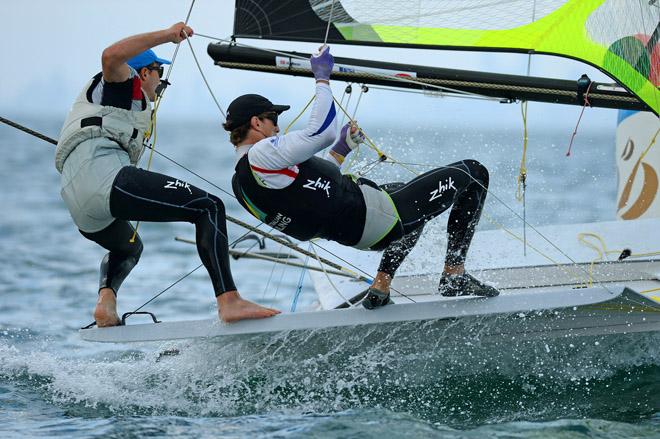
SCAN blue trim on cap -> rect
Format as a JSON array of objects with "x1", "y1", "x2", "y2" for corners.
[{"x1": 311, "y1": 103, "x2": 336, "y2": 136}]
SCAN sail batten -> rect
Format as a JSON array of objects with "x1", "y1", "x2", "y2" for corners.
[{"x1": 233, "y1": 0, "x2": 660, "y2": 115}]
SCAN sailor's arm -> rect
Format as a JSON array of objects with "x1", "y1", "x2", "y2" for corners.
[
  {"x1": 272, "y1": 83, "x2": 338, "y2": 164},
  {"x1": 101, "y1": 22, "x2": 193, "y2": 82},
  {"x1": 252, "y1": 46, "x2": 338, "y2": 167}
]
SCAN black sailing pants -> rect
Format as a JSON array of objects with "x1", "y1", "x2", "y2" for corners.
[
  {"x1": 374, "y1": 159, "x2": 489, "y2": 276},
  {"x1": 80, "y1": 166, "x2": 236, "y2": 297}
]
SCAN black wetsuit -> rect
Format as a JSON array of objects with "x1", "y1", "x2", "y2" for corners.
[
  {"x1": 375, "y1": 159, "x2": 489, "y2": 276},
  {"x1": 82, "y1": 167, "x2": 236, "y2": 296},
  {"x1": 72, "y1": 73, "x2": 235, "y2": 297},
  {"x1": 234, "y1": 155, "x2": 489, "y2": 277}
]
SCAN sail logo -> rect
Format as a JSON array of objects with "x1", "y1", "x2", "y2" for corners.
[
  {"x1": 164, "y1": 179, "x2": 192, "y2": 194},
  {"x1": 617, "y1": 137, "x2": 658, "y2": 220},
  {"x1": 429, "y1": 177, "x2": 456, "y2": 202},
  {"x1": 615, "y1": 108, "x2": 660, "y2": 221},
  {"x1": 303, "y1": 177, "x2": 331, "y2": 197}
]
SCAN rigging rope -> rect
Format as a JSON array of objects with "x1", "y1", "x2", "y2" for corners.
[
  {"x1": 578, "y1": 231, "x2": 660, "y2": 287},
  {"x1": 309, "y1": 242, "x2": 363, "y2": 307},
  {"x1": 2, "y1": 113, "x2": 371, "y2": 286},
  {"x1": 352, "y1": 84, "x2": 368, "y2": 120},
  {"x1": 185, "y1": 33, "x2": 227, "y2": 118},
  {"x1": 517, "y1": 100, "x2": 529, "y2": 256},
  {"x1": 284, "y1": 95, "x2": 315, "y2": 134},
  {"x1": 565, "y1": 80, "x2": 593, "y2": 157},
  {"x1": 323, "y1": 0, "x2": 336, "y2": 46},
  {"x1": 130, "y1": 1, "x2": 197, "y2": 241},
  {"x1": 290, "y1": 243, "x2": 312, "y2": 311},
  {"x1": 339, "y1": 83, "x2": 353, "y2": 125}
]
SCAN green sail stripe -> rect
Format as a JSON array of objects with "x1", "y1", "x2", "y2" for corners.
[{"x1": 336, "y1": 0, "x2": 658, "y2": 114}]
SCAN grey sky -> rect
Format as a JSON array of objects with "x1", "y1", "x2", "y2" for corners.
[{"x1": 1, "y1": 0, "x2": 618, "y2": 131}]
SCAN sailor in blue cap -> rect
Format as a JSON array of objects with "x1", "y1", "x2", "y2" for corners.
[
  {"x1": 123, "y1": 48, "x2": 171, "y2": 101},
  {"x1": 55, "y1": 23, "x2": 280, "y2": 326}
]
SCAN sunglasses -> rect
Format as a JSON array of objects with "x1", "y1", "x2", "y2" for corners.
[
  {"x1": 260, "y1": 112, "x2": 278, "y2": 126},
  {"x1": 144, "y1": 64, "x2": 164, "y2": 78}
]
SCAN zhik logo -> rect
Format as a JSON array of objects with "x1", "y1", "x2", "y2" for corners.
[
  {"x1": 303, "y1": 177, "x2": 331, "y2": 197},
  {"x1": 164, "y1": 179, "x2": 192, "y2": 194},
  {"x1": 429, "y1": 177, "x2": 456, "y2": 201}
]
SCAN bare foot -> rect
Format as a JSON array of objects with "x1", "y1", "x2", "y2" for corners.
[
  {"x1": 94, "y1": 288, "x2": 121, "y2": 327},
  {"x1": 217, "y1": 291, "x2": 281, "y2": 323}
]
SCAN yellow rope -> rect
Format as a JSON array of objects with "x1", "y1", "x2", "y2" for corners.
[
  {"x1": 333, "y1": 89, "x2": 587, "y2": 281},
  {"x1": 284, "y1": 95, "x2": 316, "y2": 134},
  {"x1": 639, "y1": 126, "x2": 660, "y2": 162},
  {"x1": 273, "y1": 85, "x2": 660, "y2": 295},
  {"x1": 281, "y1": 90, "x2": 419, "y2": 177},
  {"x1": 344, "y1": 139, "x2": 362, "y2": 173},
  {"x1": 578, "y1": 232, "x2": 660, "y2": 260},
  {"x1": 577, "y1": 233, "x2": 609, "y2": 287},
  {"x1": 578, "y1": 231, "x2": 660, "y2": 287},
  {"x1": 516, "y1": 101, "x2": 529, "y2": 202},
  {"x1": 331, "y1": 96, "x2": 419, "y2": 176},
  {"x1": 483, "y1": 213, "x2": 589, "y2": 286},
  {"x1": 332, "y1": 90, "x2": 590, "y2": 286},
  {"x1": 130, "y1": 95, "x2": 162, "y2": 242}
]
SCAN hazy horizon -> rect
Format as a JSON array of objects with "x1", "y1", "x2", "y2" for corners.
[{"x1": 1, "y1": 0, "x2": 621, "y2": 133}]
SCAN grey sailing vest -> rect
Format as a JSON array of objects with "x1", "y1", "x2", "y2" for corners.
[{"x1": 55, "y1": 73, "x2": 151, "y2": 173}]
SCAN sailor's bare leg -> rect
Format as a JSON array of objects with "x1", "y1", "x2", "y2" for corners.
[
  {"x1": 217, "y1": 291, "x2": 281, "y2": 323},
  {"x1": 94, "y1": 288, "x2": 121, "y2": 327},
  {"x1": 443, "y1": 264, "x2": 465, "y2": 276},
  {"x1": 371, "y1": 265, "x2": 464, "y2": 294},
  {"x1": 371, "y1": 272, "x2": 393, "y2": 293}
]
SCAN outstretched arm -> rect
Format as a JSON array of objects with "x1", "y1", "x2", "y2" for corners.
[
  {"x1": 249, "y1": 46, "x2": 338, "y2": 169},
  {"x1": 101, "y1": 22, "x2": 193, "y2": 83}
]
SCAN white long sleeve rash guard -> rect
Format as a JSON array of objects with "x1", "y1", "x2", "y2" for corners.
[{"x1": 235, "y1": 83, "x2": 338, "y2": 189}]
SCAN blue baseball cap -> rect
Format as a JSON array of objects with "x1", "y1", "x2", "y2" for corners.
[{"x1": 127, "y1": 49, "x2": 171, "y2": 70}]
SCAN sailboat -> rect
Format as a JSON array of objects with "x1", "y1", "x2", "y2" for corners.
[{"x1": 80, "y1": 0, "x2": 660, "y2": 343}]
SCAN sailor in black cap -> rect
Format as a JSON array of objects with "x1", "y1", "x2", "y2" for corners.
[{"x1": 224, "y1": 46, "x2": 498, "y2": 308}]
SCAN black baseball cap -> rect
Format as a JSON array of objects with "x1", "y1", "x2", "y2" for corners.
[{"x1": 224, "y1": 94, "x2": 290, "y2": 130}]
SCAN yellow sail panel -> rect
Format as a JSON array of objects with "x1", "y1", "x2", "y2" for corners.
[
  {"x1": 233, "y1": 0, "x2": 659, "y2": 113},
  {"x1": 331, "y1": 0, "x2": 659, "y2": 114}
]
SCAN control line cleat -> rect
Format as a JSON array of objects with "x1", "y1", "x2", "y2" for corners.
[
  {"x1": 361, "y1": 288, "x2": 393, "y2": 309},
  {"x1": 438, "y1": 272, "x2": 500, "y2": 297}
]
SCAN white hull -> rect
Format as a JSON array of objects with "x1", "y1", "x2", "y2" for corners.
[
  {"x1": 79, "y1": 285, "x2": 660, "y2": 343},
  {"x1": 80, "y1": 219, "x2": 660, "y2": 344}
]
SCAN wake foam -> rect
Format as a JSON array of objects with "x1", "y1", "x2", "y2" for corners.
[{"x1": 1, "y1": 325, "x2": 658, "y2": 424}]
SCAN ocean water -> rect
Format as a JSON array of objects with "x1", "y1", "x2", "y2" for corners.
[{"x1": 1, "y1": 117, "x2": 658, "y2": 438}]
